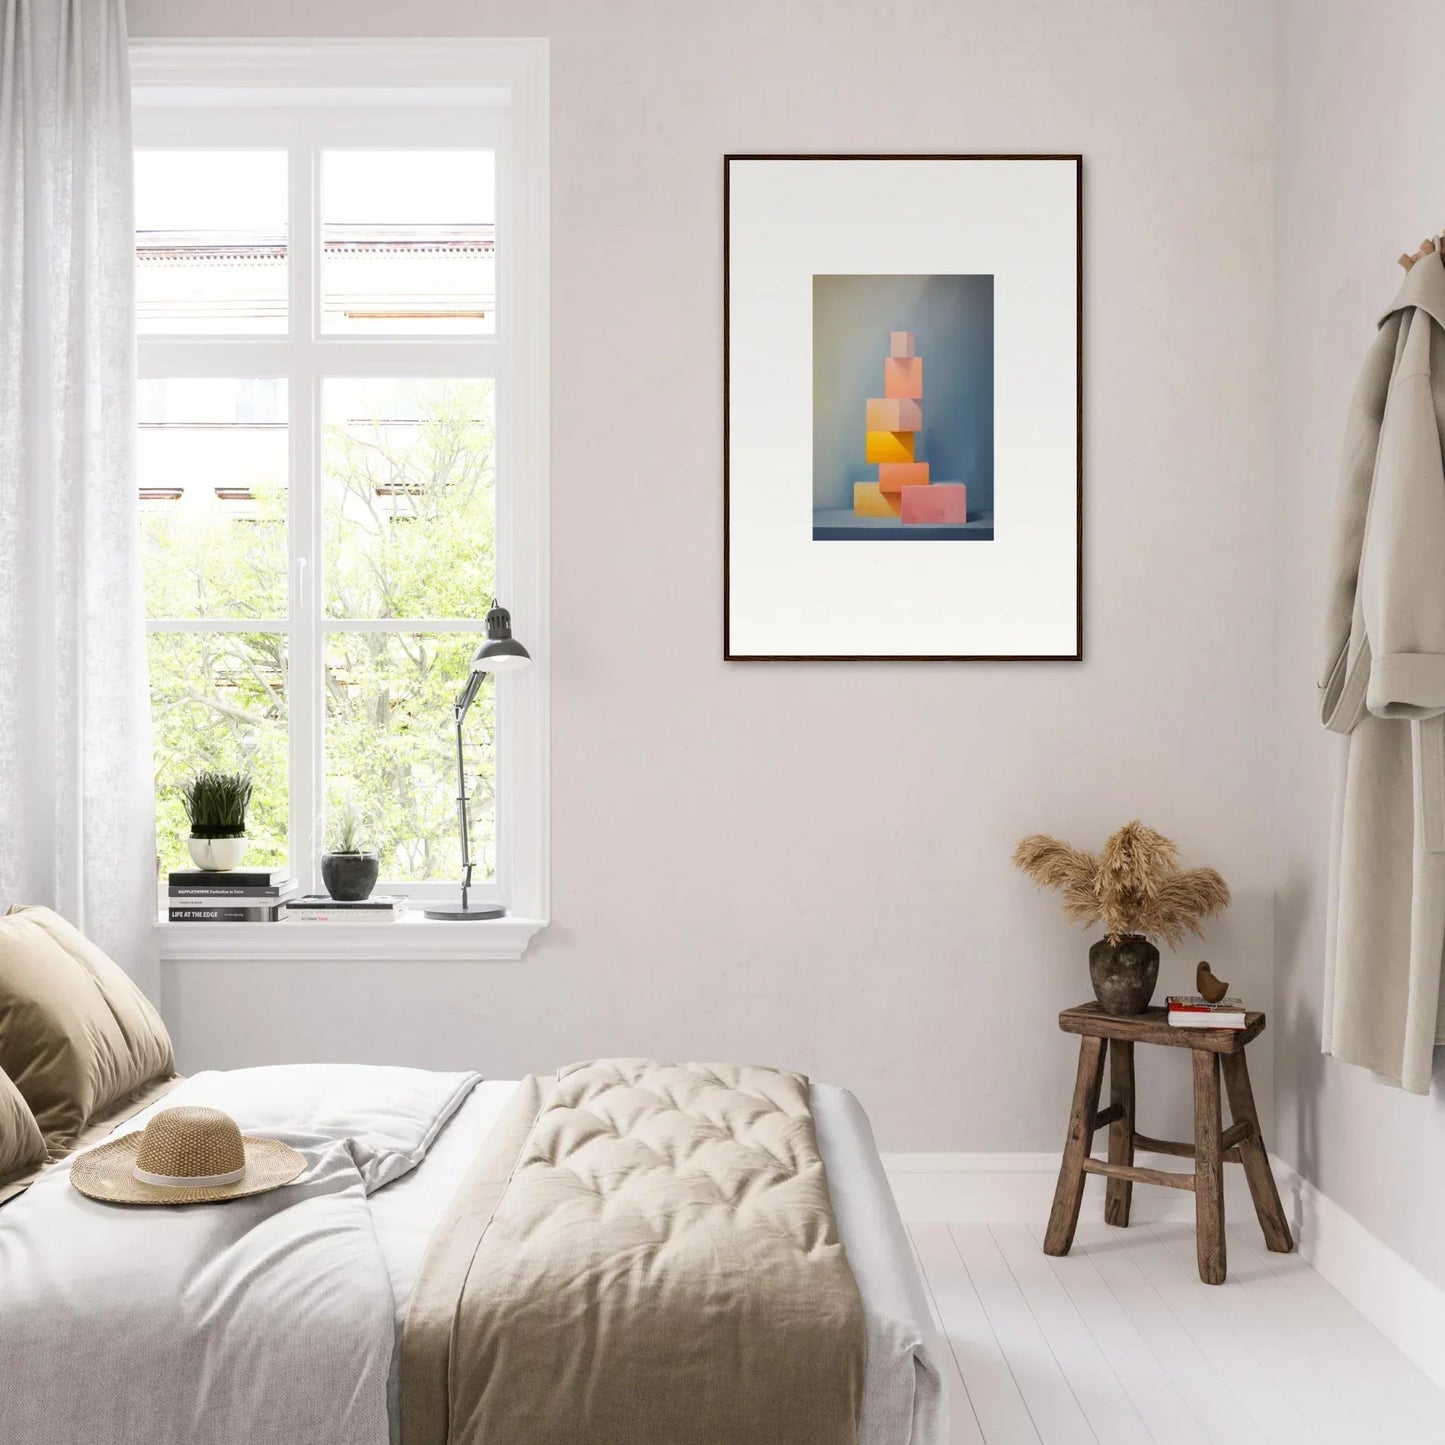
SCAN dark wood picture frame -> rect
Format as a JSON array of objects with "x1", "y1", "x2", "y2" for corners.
[{"x1": 723, "y1": 153, "x2": 1083, "y2": 662}]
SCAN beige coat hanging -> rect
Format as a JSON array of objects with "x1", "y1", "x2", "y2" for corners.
[{"x1": 1321, "y1": 248, "x2": 1445, "y2": 1093}]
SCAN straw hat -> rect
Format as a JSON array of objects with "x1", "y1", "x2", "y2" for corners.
[{"x1": 70, "y1": 1105, "x2": 306, "y2": 1205}]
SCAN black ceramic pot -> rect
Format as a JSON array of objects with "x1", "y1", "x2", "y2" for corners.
[
  {"x1": 320, "y1": 851, "x2": 380, "y2": 902},
  {"x1": 1088, "y1": 934, "x2": 1160, "y2": 1015}
]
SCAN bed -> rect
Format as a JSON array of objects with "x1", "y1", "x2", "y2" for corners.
[
  {"x1": 0, "y1": 1063, "x2": 945, "y2": 1445},
  {"x1": 0, "y1": 908, "x2": 944, "y2": 1444}
]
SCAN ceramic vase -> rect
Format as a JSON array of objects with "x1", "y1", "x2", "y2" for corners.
[{"x1": 1088, "y1": 934, "x2": 1160, "y2": 1015}]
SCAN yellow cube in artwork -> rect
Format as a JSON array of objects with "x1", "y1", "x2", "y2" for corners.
[
  {"x1": 853, "y1": 482, "x2": 901, "y2": 518},
  {"x1": 865, "y1": 430, "x2": 915, "y2": 464}
]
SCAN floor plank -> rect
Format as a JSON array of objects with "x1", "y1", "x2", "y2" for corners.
[
  {"x1": 987, "y1": 1223, "x2": 1151, "y2": 1444},
  {"x1": 1217, "y1": 1224, "x2": 1420, "y2": 1443},
  {"x1": 1224, "y1": 1223, "x2": 1443, "y2": 1444},
  {"x1": 904, "y1": 1212, "x2": 1445, "y2": 1444},
  {"x1": 910, "y1": 1223, "x2": 1029, "y2": 1444},
  {"x1": 1064, "y1": 1223, "x2": 1269, "y2": 1443},
  {"x1": 1122, "y1": 1223, "x2": 1308, "y2": 1443},
  {"x1": 950, "y1": 1222, "x2": 1097, "y2": 1444},
  {"x1": 908, "y1": 1227, "x2": 951, "y2": 1339},
  {"x1": 907, "y1": 1227, "x2": 986, "y2": 1445},
  {"x1": 1148, "y1": 1223, "x2": 1342, "y2": 1445},
  {"x1": 1023, "y1": 1220, "x2": 1211, "y2": 1444}
]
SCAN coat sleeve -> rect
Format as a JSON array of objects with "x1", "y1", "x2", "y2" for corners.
[
  {"x1": 1319, "y1": 324, "x2": 1395, "y2": 732},
  {"x1": 1361, "y1": 318, "x2": 1445, "y2": 720}
]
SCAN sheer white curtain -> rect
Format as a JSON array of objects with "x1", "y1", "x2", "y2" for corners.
[{"x1": 0, "y1": 0, "x2": 157, "y2": 994}]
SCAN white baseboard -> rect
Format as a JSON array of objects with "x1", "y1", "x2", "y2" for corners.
[
  {"x1": 883, "y1": 1151, "x2": 1445, "y2": 1394},
  {"x1": 881, "y1": 1150, "x2": 1256, "y2": 1224}
]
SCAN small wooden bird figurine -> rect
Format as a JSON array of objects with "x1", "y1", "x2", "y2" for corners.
[{"x1": 1196, "y1": 961, "x2": 1229, "y2": 1003}]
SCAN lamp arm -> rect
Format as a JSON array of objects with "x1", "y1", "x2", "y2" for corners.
[
  {"x1": 454, "y1": 668, "x2": 485, "y2": 718},
  {"x1": 452, "y1": 667, "x2": 490, "y2": 911},
  {"x1": 453, "y1": 701, "x2": 473, "y2": 910}
]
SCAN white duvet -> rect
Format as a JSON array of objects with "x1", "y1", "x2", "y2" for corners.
[
  {"x1": 0, "y1": 1065, "x2": 477, "y2": 1445},
  {"x1": 0, "y1": 1066, "x2": 943, "y2": 1445}
]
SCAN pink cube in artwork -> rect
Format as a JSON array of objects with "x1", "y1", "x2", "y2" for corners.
[
  {"x1": 901, "y1": 483, "x2": 968, "y2": 524},
  {"x1": 883, "y1": 357, "x2": 923, "y2": 399},
  {"x1": 889, "y1": 331, "x2": 916, "y2": 358}
]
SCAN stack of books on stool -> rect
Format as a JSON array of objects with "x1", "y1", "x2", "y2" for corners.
[
  {"x1": 167, "y1": 867, "x2": 297, "y2": 923},
  {"x1": 1166, "y1": 994, "x2": 1248, "y2": 1030},
  {"x1": 283, "y1": 895, "x2": 408, "y2": 924}
]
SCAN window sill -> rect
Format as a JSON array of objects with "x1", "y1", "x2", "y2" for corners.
[{"x1": 156, "y1": 913, "x2": 547, "y2": 962}]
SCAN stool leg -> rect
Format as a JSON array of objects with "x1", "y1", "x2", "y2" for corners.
[
  {"x1": 1044, "y1": 1035, "x2": 1105, "y2": 1257},
  {"x1": 1104, "y1": 1039, "x2": 1136, "y2": 1228},
  {"x1": 1221, "y1": 1051, "x2": 1294, "y2": 1253},
  {"x1": 1192, "y1": 1048, "x2": 1227, "y2": 1284}
]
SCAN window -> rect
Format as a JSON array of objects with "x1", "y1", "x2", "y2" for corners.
[{"x1": 131, "y1": 42, "x2": 549, "y2": 957}]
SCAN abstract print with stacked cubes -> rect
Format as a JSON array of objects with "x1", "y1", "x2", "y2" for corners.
[{"x1": 812, "y1": 273, "x2": 994, "y2": 541}]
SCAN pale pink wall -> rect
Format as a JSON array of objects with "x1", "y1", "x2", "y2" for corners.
[
  {"x1": 132, "y1": 0, "x2": 1276, "y2": 1151},
  {"x1": 1274, "y1": 0, "x2": 1445, "y2": 1291}
]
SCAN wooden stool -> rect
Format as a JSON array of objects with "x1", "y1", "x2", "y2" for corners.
[{"x1": 1043, "y1": 1002, "x2": 1293, "y2": 1284}]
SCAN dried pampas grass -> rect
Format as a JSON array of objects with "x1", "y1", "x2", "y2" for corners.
[{"x1": 1012, "y1": 820, "x2": 1230, "y2": 947}]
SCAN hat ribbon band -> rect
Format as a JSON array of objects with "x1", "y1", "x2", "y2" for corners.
[{"x1": 133, "y1": 1163, "x2": 246, "y2": 1188}]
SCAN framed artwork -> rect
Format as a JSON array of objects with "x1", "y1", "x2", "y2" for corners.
[{"x1": 724, "y1": 154, "x2": 1082, "y2": 661}]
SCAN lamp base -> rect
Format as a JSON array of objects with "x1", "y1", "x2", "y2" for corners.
[{"x1": 423, "y1": 902, "x2": 506, "y2": 921}]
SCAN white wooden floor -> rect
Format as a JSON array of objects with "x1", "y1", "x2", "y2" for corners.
[{"x1": 908, "y1": 1219, "x2": 1445, "y2": 1444}]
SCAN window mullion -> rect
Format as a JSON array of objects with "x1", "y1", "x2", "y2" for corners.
[
  {"x1": 145, "y1": 619, "x2": 292, "y2": 633},
  {"x1": 322, "y1": 618, "x2": 482, "y2": 633},
  {"x1": 302, "y1": 340, "x2": 505, "y2": 378},
  {"x1": 288, "y1": 132, "x2": 321, "y2": 897}
]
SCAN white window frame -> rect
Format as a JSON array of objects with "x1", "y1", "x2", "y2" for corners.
[{"x1": 133, "y1": 40, "x2": 549, "y2": 961}]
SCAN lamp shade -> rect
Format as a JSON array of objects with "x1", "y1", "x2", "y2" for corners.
[{"x1": 471, "y1": 599, "x2": 531, "y2": 674}]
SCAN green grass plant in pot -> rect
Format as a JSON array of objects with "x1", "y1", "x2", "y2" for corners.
[
  {"x1": 321, "y1": 800, "x2": 380, "y2": 902},
  {"x1": 1012, "y1": 820, "x2": 1230, "y2": 1015},
  {"x1": 182, "y1": 771, "x2": 253, "y2": 872}
]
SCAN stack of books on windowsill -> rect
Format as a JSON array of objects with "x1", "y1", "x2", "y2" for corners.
[
  {"x1": 1166, "y1": 995, "x2": 1249, "y2": 1030},
  {"x1": 167, "y1": 867, "x2": 297, "y2": 922},
  {"x1": 282, "y1": 895, "x2": 408, "y2": 924}
]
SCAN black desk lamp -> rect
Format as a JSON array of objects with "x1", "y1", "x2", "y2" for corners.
[{"x1": 424, "y1": 599, "x2": 530, "y2": 920}]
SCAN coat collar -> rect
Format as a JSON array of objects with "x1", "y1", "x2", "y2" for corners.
[{"x1": 1381, "y1": 245, "x2": 1445, "y2": 332}]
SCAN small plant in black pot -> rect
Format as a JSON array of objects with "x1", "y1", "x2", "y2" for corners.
[
  {"x1": 182, "y1": 771, "x2": 253, "y2": 872},
  {"x1": 321, "y1": 801, "x2": 380, "y2": 902}
]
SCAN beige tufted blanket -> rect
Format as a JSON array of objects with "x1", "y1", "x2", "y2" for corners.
[{"x1": 400, "y1": 1059, "x2": 866, "y2": 1445}]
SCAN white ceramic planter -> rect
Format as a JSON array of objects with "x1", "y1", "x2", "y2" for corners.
[{"x1": 187, "y1": 836, "x2": 249, "y2": 872}]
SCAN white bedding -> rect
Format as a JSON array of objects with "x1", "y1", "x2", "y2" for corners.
[
  {"x1": 0, "y1": 1067, "x2": 944, "y2": 1445},
  {"x1": 0, "y1": 1065, "x2": 478, "y2": 1445},
  {"x1": 369, "y1": 1080, "x2": 946, "y2": 1445}
]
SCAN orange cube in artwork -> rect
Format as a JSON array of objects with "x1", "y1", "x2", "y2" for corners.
[
  {"x1": 878, "y1": 462, "x2": 930, "y2": 493},
  {"x1": 883, "y1": 357, "x2": 923, "y2": 400}
]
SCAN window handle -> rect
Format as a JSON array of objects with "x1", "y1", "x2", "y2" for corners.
[{"x1": 297, "y1": 554, "x2": 308, "y2": 609}]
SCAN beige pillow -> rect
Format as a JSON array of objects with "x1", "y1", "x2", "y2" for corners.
[
  {"x1": 0, "y1": 906, "x2": 175, "y2": 1152},
  {"x1": 0, "y1": 1064, "x2": 46, "y2": 1187}
]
